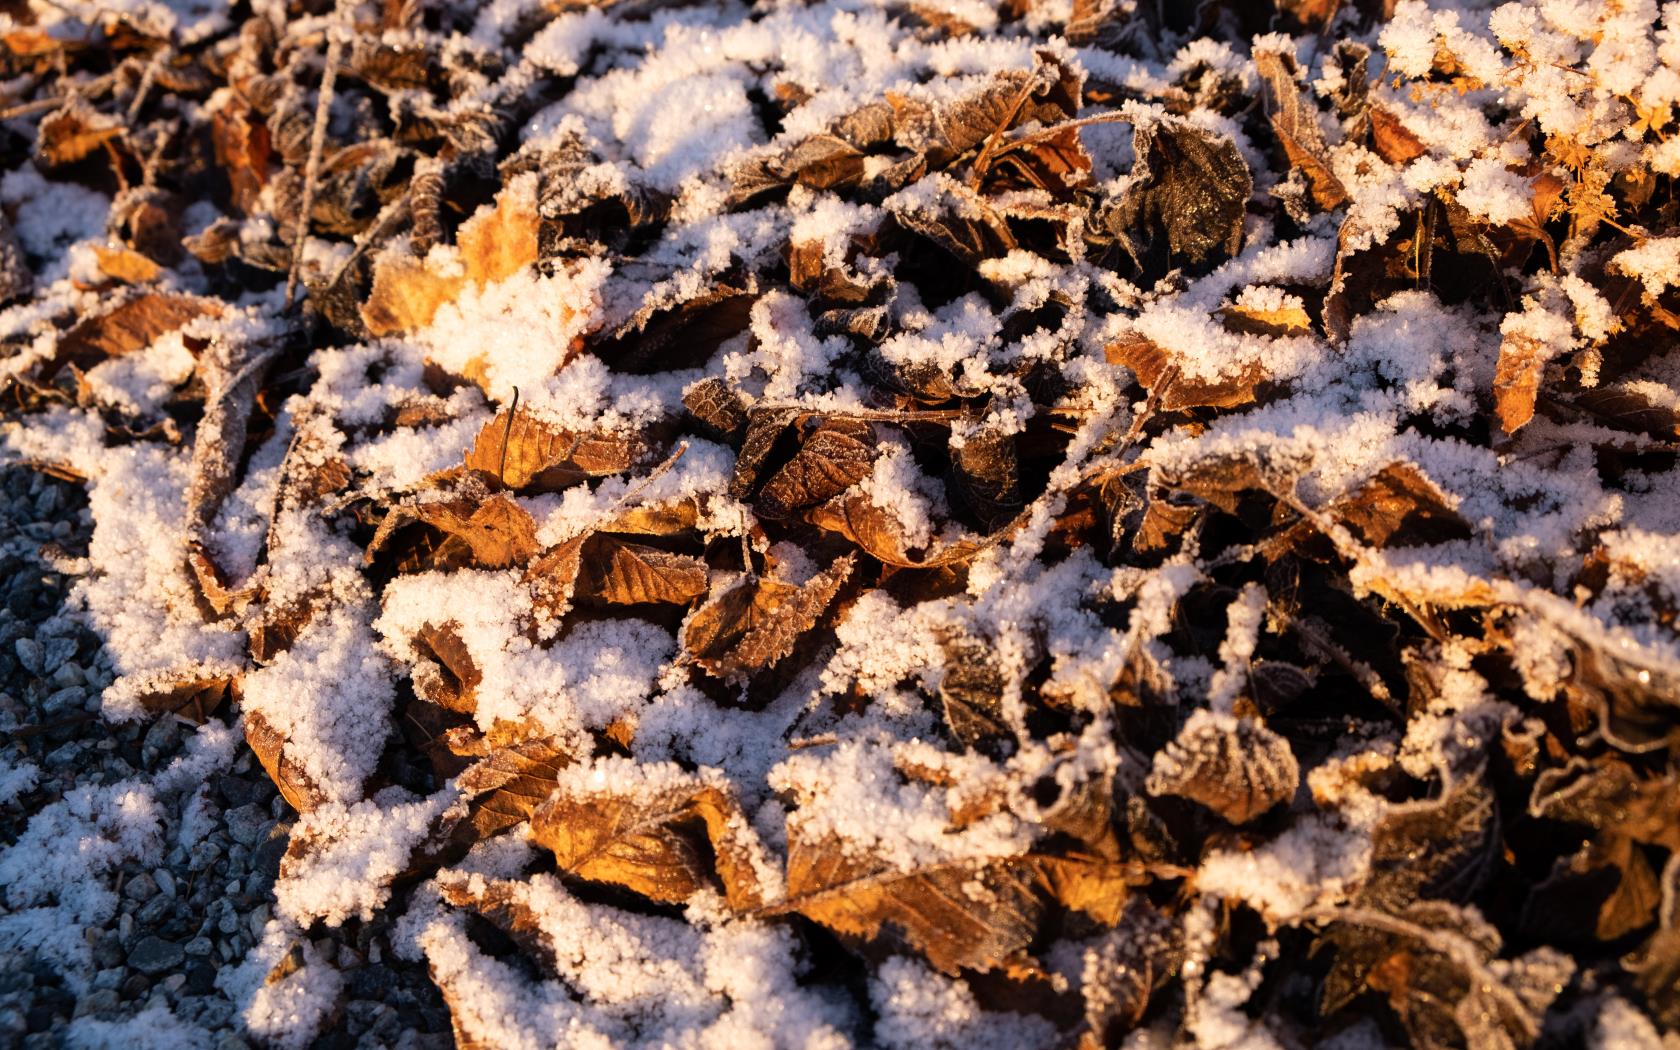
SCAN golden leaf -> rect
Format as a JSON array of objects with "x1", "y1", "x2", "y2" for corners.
[{"x1": 530, "y1": 772, "x2": 764, "y2": 911}]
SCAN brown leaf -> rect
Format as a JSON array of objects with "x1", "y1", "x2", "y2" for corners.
[
  {"x1": 54, "y1": 294, "x2": 220, "y2": 375},
  {"x1": 950, "y1": 421, "x2": 1021, "y2": 531},
  {"x1": 1255, "y1": 48, "x2": 1348, "y2": 211},
  {"x1": 530, "y1": 770, "x2": 764, "y2": 911},
  {"x1": 456, "y1": 736, "x2": 575, "y2": 840},
  {"x1": 457, "y1": 172, "x2": 540, "y2": 288},
  {"x1": 130, "y1": 668, "x2": 238, "y2": 723},
  {"x1": 246, "y1": 709, "x2": 328, "y2": 813},
  {"x1": 1330, "y1": 463, "x2": 1472, "y2": 548},
  {"x1": 682, "y1": 554, "x2": 856, "y2": 681},
  {"x1": 413, "y1": 622, "x2": 481, "y2": 714},
  {"x1": 756, "y1": 417, "x2": 876, "y2": 519},
  {"x1": 522, "y1": 533, "x2": 590, "y2": 621},
  {"x1": 186, "y1": 338, "x2": 277, "y2": 536},
  {"x1": 1031, "y1": 854, "x2": 1146, "y2": 927},
  {"x1": 1145, "y1": 710, "x2": 1299, "y2": 823},
  {"x1": 210, "y1": 98, "x2": 272, "y2": 215},
  {"x1": 778, "y1": 831, "x2": 1043, "y2": 974},
  {"x1": 361, "y1": 174, "x2": 540, "y2": 336},
  {"x1": 1217, "y1": 298, "x2": 1313, "y2": 338},
  {"x1": 37, "y1": 98, "x2": 120, "y2": 167},
  {"x1": 808, "y1": 490, "x2": 985, "y2": 568},
  {"x1": 1370, "y1": 106, "x2": 1427, "y2": 165},
  {"x1": 409, "y1": 493, "x2": 540, "y2": 569},
  {"x1": 92, "y1": 246, "x2": 162, "y2": 284},
  {"x1": 1105, "y1": 334, "x2": 1263, "y2": 411},
  {"x1": 1494, "y1": 332, "x2": 1546, "y2": 434},
  {"x1": 361, "y1": 253, "x2": 466, "y2": 337},
  {"x1": 1098, "y1": 117, "x2": 1251, "y2": 274},
  {"x1": 577, "y1": 537, "x2": 708, "y2": 606},
  {"x1": 463, "y1": 411, "x2": 642, "y2": 491},
  {"x1": 1564, "y1": 386, "x2": 1680, "y2": 439},
  {"x1": 682, "y1": 376, "x2": 748, "y2": 438}
]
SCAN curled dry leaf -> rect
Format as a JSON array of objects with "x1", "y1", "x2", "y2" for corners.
[
  {"x1": 462, "y1": 410, "x2": 643, "y2": 491},
  {"x1": 1254, "y1": 48, "x2": 1348, "y2": 211},
  {"x1": 776, "y1": 831, "x2": 1043, "y2": 975},
  {"x1": 1145, "y1": 710, "x2": 1299, "y2": 824},
  {"x1": 246, "y1": 709, "x2": 329, "y2": 813},
  {"x1": 1494, "y1": 332, "x2": 1546, "y2": 434},
  {"x1": 1100, "y1": 117, "x2": 1251, "y2": 273},
  {"x1": 37, "y1": 98, "x2": 121, "y2": 167},
  {"x1": 681, "y1": 554, "x2": 856, "y2": 681},
  {"x1": 531, "y1": 771, "x2": 764, "y2": 911},
  {"x1": 361, "y1": 173, "x2": 540, "y2": 336}
]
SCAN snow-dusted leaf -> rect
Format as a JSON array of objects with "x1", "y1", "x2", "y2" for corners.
[
  {"x1": 456, "y1": 735, "x2": 576, "y2": 841},
  {"x1": 463, "y1": 410, "x2": 643, "y2": 491},
  {"x1": 756, "y1": 416, "x2": 876, "y2": 519},
  {"x1": 777, "y1": 832, "x2": 1043, "y2": 975},
  {"x1": 1106, "y1": 334, "x2": 1264, "y2": 411},
  {"x1": 1494, "y1": 331, "x2": 1547, "y2": 434},
  {"x1": 1255, "y1": 48, "x2": 1347, "y2": 211},
  {"x1": 531, "y1": 767, "x2": 764, "y2": 911},
  {"x1": 1329, "y1": 463, "x2": 1471, "y2": 548},
  {"x1": 681, "y1": 554, "x2": 856, "y2": 681},
  {"x1": 246, "y1": 709, "x2": 329, "y2": 813},
  {"x1": 52, "y1": 294, "x2": 220, "y2": 376},
  {"x1": 1145, "y1": 710, "x2": 1299, "y2": 824},
  {"x1": 1099, "y1": 117, "x2": 1251, "y2": 273},
  {"x1": 577, "y1": 537, "x2": 708, "y2": 607}
]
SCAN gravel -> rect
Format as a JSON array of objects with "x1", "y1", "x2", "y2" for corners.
[{"x1": 0, "y1": 466, "x2": 453, "y2": 1047}]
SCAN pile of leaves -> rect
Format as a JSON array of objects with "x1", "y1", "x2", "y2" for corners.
[{"x1": 2, "y1": 0, "x2": 1679, "y2": 1046}]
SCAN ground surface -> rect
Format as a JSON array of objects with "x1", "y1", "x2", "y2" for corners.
[{"x1": 2, "y1": 0, "x2": 1680, "y2": 1048}]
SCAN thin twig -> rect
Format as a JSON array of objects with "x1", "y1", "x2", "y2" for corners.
[
  {"x1": 285, "y1": 3, "x2": 349, "y2": 311},
  {"x1": 498, "y1": 387, "x2": 520, "y2": 486}
]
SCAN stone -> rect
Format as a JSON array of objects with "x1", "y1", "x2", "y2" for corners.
[
  {"x1": 123, "y1": 873, "x2": 159, "y2": 903},
  {"x1": 12, "y1": 637, "x2": 42, "y2": 675},
  {"x1": 127, "y1": 937, "x2": 184, "y2": 976},
  {"x1": 225, "y1": 803, "x2": 269, "y2": 847}
]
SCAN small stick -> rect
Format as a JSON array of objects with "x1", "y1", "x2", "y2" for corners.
[
  {"x1": 285, "y1": 4, "x2": 349, "y2": 311},
  {"x1": 498, "y1": 387, "x2": 520, "y2": 486}
]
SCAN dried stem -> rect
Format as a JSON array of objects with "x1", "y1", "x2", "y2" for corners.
[{"x1": 285, "y1": 4, "x2": 349, "y2": 311}]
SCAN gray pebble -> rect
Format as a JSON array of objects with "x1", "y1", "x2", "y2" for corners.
[
  {"x1": 74, "y1": 989, "x2": 120, "y2": 1018},
  {"x1": 127, "y1": 936, "x2": 184, "y2": 976},
  {"x1": 184, "y1": 936, "x2": 213, "y2": 957},
  {"x1": 154, "y1": 869, "x2": 176, "y2": 898},
  {"x1": 12, "y1": 637, "x2": 42, "y2": 675},
  {"x1": 42, "y1": 685, "x2": 83, "y2": 715},
  {"x1": 225, "y1": 803, "x2": 270, "y2": 847},
  {"x1": 122, "y1": 873, "x2": 159, "y2": 903},
  {"x1": 135, "y1": 895, "x2": 173, "y2": 926}
]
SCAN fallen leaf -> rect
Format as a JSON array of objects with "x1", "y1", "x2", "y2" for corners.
[
  {"x1": 1145, "y1": 710, "x2": 1299, "y2": 823},
  {"x1": 1255, "y1": 48, "x2": 1348, "y2": 211},
  {"x1": 777, "y1": 830, "x2": 1043, "y2": 974},
  {"x1": 577, "y1": 537, "x2": 708, "y2": 606},
  {"x1": 462, "y1": 410, "x2": 642, "y2": 491},
  {"x1": 1494, "y1": 332, "x2": 1546, "y2": 434},
  {"x1": 682, "y1": 555, "x2": 856, "y2": 681},
  {"x1": 531, "y1": 770, "x2": 764, "y2": 910}
]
